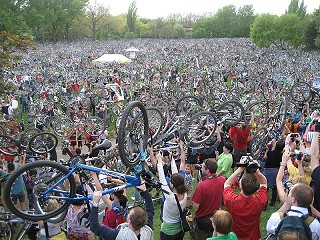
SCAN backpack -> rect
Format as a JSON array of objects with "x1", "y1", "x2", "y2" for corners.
[{"x1": 272, "y1": 209, "x2": 315, "y2": 240}]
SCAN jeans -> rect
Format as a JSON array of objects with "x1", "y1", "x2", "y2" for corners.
[{"x1": 193, "y1": 221, "x2": 213, "y2": 240}]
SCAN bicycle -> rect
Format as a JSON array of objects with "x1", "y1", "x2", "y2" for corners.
[
  {"x1": 3, "y1": 131, "x2": 164, "y2": 222},
  {"x1": 0, "y1": 132, "x2": 58, "y2": 157}
]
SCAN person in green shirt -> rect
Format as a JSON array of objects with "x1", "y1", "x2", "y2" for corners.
[
  {"x1": 216, "y1": 142, "x2": 233, "y2": 179},
  {"x1": 207, "y1": 210, "x2": 237, "y2": 240}
]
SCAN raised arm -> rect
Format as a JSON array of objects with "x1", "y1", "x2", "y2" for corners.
[
  {"x1": 90, "y1": 172, "x2": 112, "y2": 209},
  {"x1": 310, "y1": 131, "x2": 319, "y2": 171},
  {"x1": 178, "y1": 140, "x2": 186, "y2": 172},
  {"x1": 156, "y1": 153, "x2": 172, "y2": 197},
  {"x1": 277, "y1": 152, "x2": 290, "y2": 203}
]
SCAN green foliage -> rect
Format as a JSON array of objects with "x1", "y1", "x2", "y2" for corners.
[
  {"x1": 124, "y1": 31, "x2": 136, "y2": 39},
  {"x1": 304, "y1": 20, "x2": 317, "y2": 50},
  {"x1": 250, "y1": 14, "x2": 278, "y2": 48},
  {"x1": 0, "y1": 31, "x2": 35, "y2": 91},
  {"x1": 173, "y1": 24, "x2": 186, "y2": 38},
  {"x1": 250, "y1": 13, "x2": 305, "y2": 49},
  {"x1": 127, "y1": 0, "x2": 137, "y2": 33},
  {"x1": 192, "y1": 5, "x2": 255, "y2": 38},
  {"x1": 286, "y1": 0, "x2": 307, "y2": 20}
]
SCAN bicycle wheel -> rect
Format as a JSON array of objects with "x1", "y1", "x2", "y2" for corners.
[
  {"x1": 0, "y1": 135, "x2": 20, "y2": 156},
  {"x1": 28, "y1": 132, "x2": 58, "y2": 154},
  {"x1": 83, "y1": 116, "x2": 105, "y2": 137},
  {"x1": 217, "y1": 100, "x2": 244, "y2": 126},
  {"x1": 250, "y1": 127, "x2": 269, "y2": 159},
  {"x1": 183, "y1": 111, "x2": 217, "y2": 146},
  {"x1": 144, "y1": 107, "x2": 164, "y2": 140},
  {"x1": 4, "y1": 160, "x2": 76, "y2": 221},
  {"x1": 176, "y1": 95, "x2": 203, "y2": 116},
  {"x1": 51, "y1": 117, "x2": 74, "y2": 137},
  {"x1": 245, "y1": 101, "x2": 269, "y2": 124},
  {"x1": 19, "y1": 128, "x2": 41, "y2": 147},
  {"x1": 0, "y1": 221, "x2": 12, "y2": 240},
  {"x1": 290, "y1": 82, "x2": 312, "y2": 103},
  {"x1": 117, "y1": 101, "x2": 148, "y2": 168}
]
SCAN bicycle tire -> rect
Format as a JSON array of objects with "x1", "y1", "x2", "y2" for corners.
[
  {"x1": 0, "y1": 135, "x2": 20, "y2": 156},
  {"x1": 4, "y1": 160, "x2": 76, "y2": 221},
  {"x1": 245, "y1": 101, "x2": 269, "y2": 124},
  {"x1": 176, "y1": 95, "x2": 203, "y2": 116},
  {"x1": 290, "y1": 82, "x2": 312, "y2": 103},
  {"x1": 217, "y1": 100, "x2": 244, "y2": 126},
  {"x1": 249, "y1": 127, "x2": 271, "y2": 159},
  {"x1": 28, "y1": 132, "x2": 58, "y2": 155},
  {"x1": 51, "y1": 117, "x2": 74, "y2": 137},
  {"x1": 183, "y1": 111, "x2": 217, "y2": 146},
  {"x1": 117, "y1": 101, "x2": 148, "y2": 169},
  {"x1": 19, "y1": 128, "x2": 41, "y2": 147},
  {"x1": 0, "y1": 221, "x2": 12, "y2": 240},
  {"x1": 84, "y1": 116, "x2": 106, "y2": 137}
]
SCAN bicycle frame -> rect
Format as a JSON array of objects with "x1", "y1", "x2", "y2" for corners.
[{"x1": 43, "y1": 161, "x2": 142, "y2": 202}]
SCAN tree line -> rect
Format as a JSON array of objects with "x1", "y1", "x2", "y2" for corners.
[{"x1": 0, "y1": 0, "x2": 320, "y2": 50}]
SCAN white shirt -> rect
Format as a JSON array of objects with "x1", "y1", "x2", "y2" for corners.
[
  {"x1": 11, "y1": 99, "x2": 18, "y2": 109},
  {"x1": 267, "y1": 206, "x2": 320, "y2": 240}
]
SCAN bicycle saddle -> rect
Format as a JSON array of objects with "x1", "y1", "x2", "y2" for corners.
[{"x1": 92, "y1": 139, "x2": 112, "y2": 151}]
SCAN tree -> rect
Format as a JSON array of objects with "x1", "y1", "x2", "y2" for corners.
[
  {"x1": 127, "y1": 0, "x2": 137, "y2": 34},
  {"x1": 250, "y1": 14, "x2": 278, "y2": 48},
  {"x1": 173, "y1": 24, "x2": 186, "y2": 38},
  {"x1": 213, "y1": 5, "x2": 238, "y2": 37},
  {"x1": 237, "y1": 5, "x2": 255, "y2": 37},
  {"x1": 304, "y1": 20, "x2": 317, "y2": 50},
  {"x1": 86, "y1": 0, "x2": 109, "y2": 40},
  {"x1": 276, "y1": 14, "x2": 305, "y2": 48},
  {"x1": 0, "y1": 31, "x2": 35, "y2": 92},
  {"x1": 286, "y1": 0, "x2": 307, "y2": 19}
]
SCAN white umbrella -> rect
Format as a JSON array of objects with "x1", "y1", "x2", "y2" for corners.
[{"x1": 92, "y1": 54, "x2": 132, "y2": 63}]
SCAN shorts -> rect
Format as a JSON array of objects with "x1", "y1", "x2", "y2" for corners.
[{"x1": 11, "y1": 192, "x2": 26, "y2": 204}]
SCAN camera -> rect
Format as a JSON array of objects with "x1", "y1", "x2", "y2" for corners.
[
  {"x1": 290, "y1": 133, "x2": 298, "y2": 138},
  {"x1": 236, "y1": 154, "x2": 260, "y2": 173},
  {"x1": 289, "y1": 150, "x2": 303, "y2": 161},
  {"x1": 195, "y1": 164, "x2": 202, "y2": 170},
  {"x1": 284, "y1": 181, "x2": 293, "y2": 192}
]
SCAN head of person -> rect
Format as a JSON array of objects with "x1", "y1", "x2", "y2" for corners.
[
  {"x1": 201, "y1": 158, "x2": 218, "y2": 176},
  {"x1": 45, "y1": 199, "x2": 60, "y2": 213},
  {"x1": 72, "y1": 183, "x2": 85, "y2": 206},
  {"x1": 127, "y1": 206, "x2": 148, "y2": 231},
  {"x1": 108, "y1": 183, "x2": 128, "y2": 208},
  {"x1": 170, "y1": 173, "x2": 188, "y2": 194},
  {"x1": 7, "y1": 162, "x2": 15, "y2": 172},
  {"x1": 223, "y1": 142, "x2": 233, "y2": 154},
  {"x1": 185, "y1": 164, "x2": 191, "y2": 174},
  {"x1": 274, "y1": 140, "x2": 285, "y2": 152},
  {"x1": 289, "y1": 183, "x2": 313, "y2": 208},
  {"x1": 211, "y1": 210, "x2": 233, "y2": 236},
  {"x1": 240, "y1": 123, "x2": 248, "y2": 130},
  {"x1": 239, "y1": 172, "x2": 260, "y2": 196},
  {"x1": 75, "y1": 148, "x2": 81, "y2": 155}
]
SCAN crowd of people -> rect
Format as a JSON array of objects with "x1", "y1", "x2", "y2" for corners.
[{"x1": 1, "y1": 38, "x2": 320, "y2": 240}]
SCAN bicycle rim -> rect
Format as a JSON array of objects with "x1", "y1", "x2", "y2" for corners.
[
  {"x1": 0, "y1": 221, "x2": 12, "y2": 240},
  {"x1": 184, "y1": 111, "x2": 217, "y2": 146},
  {"x1": 4, "y1": 160, "x2": 76, "y2": 221},
  {"x1": 117, "y1": 102, "x2": 148, "y2": 169},
  {"x1": 0, "y1": 135, "x2": 20, "y2": 156},
  {"x1": 217, "y1": 100, "x2": 244, "y2": 126},
  {"x1": 28, "y1": 132, "x2": 58, "y2": 155}
]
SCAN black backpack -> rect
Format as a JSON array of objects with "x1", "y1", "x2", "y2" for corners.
[{"x1": 272, "y1": 209, "x2": 315, "y2": 240}]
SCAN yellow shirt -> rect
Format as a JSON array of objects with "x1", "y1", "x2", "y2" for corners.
[{"x1": 288, "y1": 165, "x2": 311, "y2": 185}]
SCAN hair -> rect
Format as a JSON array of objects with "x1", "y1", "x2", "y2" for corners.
[
  {"x1": 108, "y1": 183, "x2": 127, "y2": 208},
  {"x1": 224, "y1": 142, "x2": 233, "y2": 153},
  {"x1": 240, "y1": 172, "x2": 260, "y2": 196},
  {"x1": 45, "y1": 199, "x2": 60, "y2": 212},
  {"x1": 72, "y1": 183, "x2": 85, "y2": 206},
  {"x1": 291, "y1": 183, "x2": 313, "y2": 208},
  {"x1": 274, "y1": 140, "x2": 285, "y2": 152},
  {"x1": 129, "y1": 207, "x2": 148, "y2": 231},
  {"x1": 75, "y1": 148, "x2": 81, "y2": 155},
  {"x1": 291, "y1": 175, "x2": 308, "y2": 185},
  {"x1": 7, "y1": 162, "x2": 15, "y2": 172},
  {"x1": 204, "y1": 158, "x2": 218, "y2": 174},
  {"x1": 171, "y1": 173, "x2": 188, "y2": 194},
  {"x1": 212, "y1": 210, "x2": 233, "y2": 235}
]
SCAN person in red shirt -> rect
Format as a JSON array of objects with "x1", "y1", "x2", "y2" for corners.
[
  {"x1": 191, "y1": 159, "x2": 226, "y2": 240},
  {"x1": 229, "y1": 121, "x2": 252, "y2": 165},
  {"x1": 224, "y1": 156, "x2": 268, "y2": 240}
]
